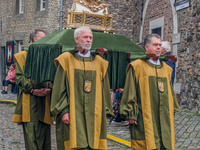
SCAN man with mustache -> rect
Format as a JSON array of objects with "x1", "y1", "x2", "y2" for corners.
[
  {"x1": 120, "y1": 34, "x2": 180, "y2": 150},
  {"x1": 51, "y1": 26, "x2": 113, "y2": 150}
]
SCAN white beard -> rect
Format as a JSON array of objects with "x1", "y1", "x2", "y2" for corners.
[{"x1": 84, "y1": 43, "x2": 92, "y2": 51}]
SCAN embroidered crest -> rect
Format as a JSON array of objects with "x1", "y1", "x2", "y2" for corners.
[
  {"x1": 84, "y1": 80, "x2": 92, "y2": 93},
  {"x1": 157, "y1": 81, "x2": 164, "y2": 93}
]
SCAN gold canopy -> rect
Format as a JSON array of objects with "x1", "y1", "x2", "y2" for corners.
[{"x1": 65, "y1": 0, "x2": 114, "y2": 33}]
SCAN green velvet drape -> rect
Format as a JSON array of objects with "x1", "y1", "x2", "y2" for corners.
[{"x1": 23, "y1": 44, "x2": 61, "y2": 82}]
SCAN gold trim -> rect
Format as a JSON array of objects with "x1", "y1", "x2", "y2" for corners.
[
  {"x1": 22, "y1": 92, "x2": 31, "y2": 122},
  {"x1": 44, "y1": 93, "x2": 53, "y2": 124},
  {"x1": 12, "y1": 114, "x2": 22, "y2": 123},
  {"x1": 68, "y1": 69, "x2": 77, "y2": 148},
  {"x1": 131, "y1": 140, "x2": 146, "y2": 149},
  {"x1": 164, "y1": 63, "x2": 175, "y2": 149},
  {"x1": 14, "y1": 51, "x2": 27, "y2": 71},
  {"x1": 98, "y1": 139, "x2": 107, "y2": 149}
]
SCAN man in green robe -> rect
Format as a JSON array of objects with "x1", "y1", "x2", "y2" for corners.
[
  {"x1": 12, "y1": 29, "x2": 53, "y2": 150},
  {"x1": 51, "y1": 26, "x2": 113, "y2": 150},
  {"x1": 120, "y1": 34, "x2": 180, "y2": 150}
]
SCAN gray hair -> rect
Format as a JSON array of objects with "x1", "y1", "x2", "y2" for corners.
[
  {"x1": 29, "y1": 29, "x2": 45, "y2": 43},
  {"x1": 144, "y1": 34, "x2": 161, "y2": 48},
  {"x1": 161, "y1": 41, "x2": 171, "y2": 52},
  {"x1": 74, "y1": 26, "x2": 92, "y2": 38}
]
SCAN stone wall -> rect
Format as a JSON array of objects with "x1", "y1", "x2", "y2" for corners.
[
  {"x1": 0, "y1": 0, "x2": 143, "y2": 47},
  {"x1": 0, "y1": 0, "x2": 60, "y2": 47},
  {"x1": 142, "y1": 0, "x2": 174, "y2": 42},
  {"x1": 176, "y1": 1, "x2": 200, "y2": 113},
  {"x1": 0, "y1": 0, "x2": 61, "y2": 87}
]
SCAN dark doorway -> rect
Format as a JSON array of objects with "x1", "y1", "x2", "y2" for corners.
[
  {"x1": 152, "y1": 27, "x2": 161, "y2": 37},
  {"x1": 0, "y1": 46, "x2": 6, "y2": 87}
]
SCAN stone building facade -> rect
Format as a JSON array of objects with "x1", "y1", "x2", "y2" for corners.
[
  {"x1": 141, "y1": 0, "x2": 174, "y2": 43},
  {"x1": 0, "y1": 0, "x2": 61, "y2": 86},
  {"x1": 176, "y1": 0, "x2": 200, "y2": 112}
]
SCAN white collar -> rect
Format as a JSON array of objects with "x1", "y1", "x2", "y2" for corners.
[
  {"x1": 149, "y1": 58, "x2": 161, "y2": 65},
  {"x1": 77, "y1": 51, "x2": 91, "y2": 57}
]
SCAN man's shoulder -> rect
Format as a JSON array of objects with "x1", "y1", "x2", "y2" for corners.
[
  {"x1": 94, "y1": 55, "x2": 109, "y2": 69},
  {"x1": 164, "y1": 59, "x2": 175, "y2": 68},
  {"x1": 162, "y1": 61, "x2": 173, "y2": 72},
  {"x1": 129, "y1": 59, "x2": 146, "y2": 67},
  {"x1": 14, "y1": 51, "x2": 28, "y2": 63},
  {"x1": 54, "y1": 52, "x2": 75, "y2": 68},
  {"x1": 94, "y1": 55, "x2": 108, "y2": 63},
  {"x1": 57, "y1": 52, "x2": 74, "y2": 60},
  {"x1": 14, "y1": 51, "x2": 27, "y2": 58}
]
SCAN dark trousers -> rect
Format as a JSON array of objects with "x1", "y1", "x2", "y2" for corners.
[
  {"x1": 13, "y1": 84, "x2": 17, "y2": 92},
  {"x1": 2, "y1": 79, "x2": 12, "y2": 86},
  {"x1": 22, "y1": 121, "x2": 51, "y2": 150}
]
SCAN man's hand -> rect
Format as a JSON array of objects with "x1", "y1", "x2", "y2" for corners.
[
  {"x1": 41, "y1": 88, "x2": 51, "y2": 96},
  {"x1": 62, "y1": 113, "x2": 70, "y2": 124},
  {"x1": 119, "y1": 88, "x2": 124, "y2": 93},
  {"x1": 31, "y1": 89, "x2": 46, "y2": 97},
  {"x1": 128, "y1": 119, "x2": 137, "y2": 125},
  {"x1": 31, "y1": 88, "x2": 51, "y2": 97}
]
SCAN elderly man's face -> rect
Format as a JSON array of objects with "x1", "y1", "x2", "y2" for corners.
[
  {"x1": 145, "y1": 37, "x2": 162, "y2": 57},
  {"x1": 161, "y1": 47, "x2": 167, "y2": 55},
  {"x1": 75, "y1": 29, "x2": 93, "y2": 50}
]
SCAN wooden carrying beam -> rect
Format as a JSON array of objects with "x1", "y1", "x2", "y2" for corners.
[
  {"x1": 127, "y1": 53, "x2": 177, "y2": 63},
  {"x1": 96, "y1": 48, "x2": 108, "y2": 56},
  {"x1": 166, "y1": 55, "x2": 177, "y2": 63},
  {"x1": 148, "y1": 54, "x2": 159, "y2": 60}
]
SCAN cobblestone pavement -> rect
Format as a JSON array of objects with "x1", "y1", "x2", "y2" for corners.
[
  {"x1": 0, "y1": 91, "x2": 131, "y2": 150},
  {"x1": 1, "y1": 92, "x2": 200, "y2": 149},
  {"x1": 0, "y1": 91, "x2": 17, "y2": 101}
]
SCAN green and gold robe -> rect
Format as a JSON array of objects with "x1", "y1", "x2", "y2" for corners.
[
  {"x1": 12, "y1": 50, "x2": 53, "y2": 124},
  {"x1": 120, "y1": 59, "x2": 180, "y2": 150},
  {"x1": 51, "y1": 52, "x2": 113, "y2": 150}
]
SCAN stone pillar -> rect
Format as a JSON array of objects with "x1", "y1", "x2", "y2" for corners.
[
  {"x1": 0, "y1": 43, "x2": 2, "y2": 88},
  {"x1": 172, "y1": 33, "x2": 181, "y2": 104}
]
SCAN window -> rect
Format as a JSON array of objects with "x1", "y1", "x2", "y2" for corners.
[
  {"x1": 16, "y1": 0, "x2": 24, "y2": 14},
  {"x1": 19, "y1": 0, "x2": 24, "y2": 14},
  {"x1": 16, "y1": 41, "x2": 23, "y2": 52},
  {"x1": 36, "y1": 0, "x2": 46, "y2": 11},
  {"x1": 152, "y1": 27, "x2": 161, "y2": 37},
  {"x1": 149, "y1": 17, "x2": 164, "y2": 40},
  {"x1": 40, "y1": 0, "x2": 45, "y2": 11}
]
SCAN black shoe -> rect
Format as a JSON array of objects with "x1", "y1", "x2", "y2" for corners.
[
  {"x1": 1, "y1": 90, "x2": 5, "y2": 93},
  {"x1": 2, "y1": 91, "x2": 7, "y2": 94}
]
